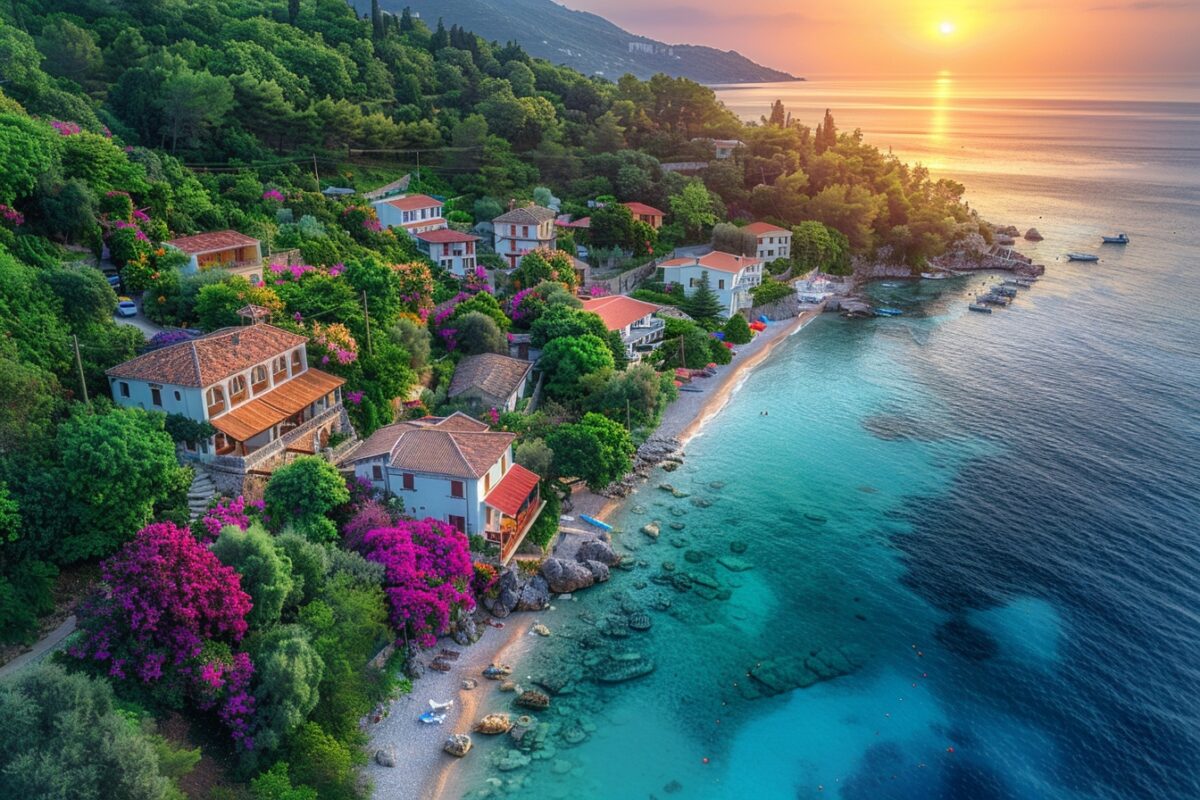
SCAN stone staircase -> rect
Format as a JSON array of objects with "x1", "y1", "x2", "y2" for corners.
[{"x1": 187, "y1": 469, "x2": 217, "y2": 520}]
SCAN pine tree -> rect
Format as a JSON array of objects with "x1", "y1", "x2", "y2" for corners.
[
  {"x1": 685, "y1": 270, "x2": 724, "y2": 325},
  {"x1": 822, "y1": 108, "x2": 838, "y2": 150},
  {"x1": 814, "y1": 122, "x2": 825, "y2": 153},
  {"x1": 768, "y1": 99, "x2": 786, "y2": 127},
  {"x1": 288, "y1": 0, "x2": 299, "y2": 25},
  {"x1": 371, "y1": 0, "x2": 383, "y2": 40},
  {"x1": 400, "y1": 7, "x2": 414, "y2": 32},
  {"x1": 431, "y1": 18, "x2": 449, "y2": 51}
]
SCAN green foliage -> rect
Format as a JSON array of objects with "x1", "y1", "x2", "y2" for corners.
[
  {"x1": 751, "y1": 277, "x2": 794, "y2": 307},
  {"x1": 275, "y1": 533, "x2": 330, "y2": 609},
  {"x1": 454, "y1": 311, "x2": 508, "y2": 355},
  {"x1": 582, "y1": 364, "x2": 678, "y2": 432},
  {"x1": 538, "y1": 334, "x2": 614, "y2": 403},
  {"x1": 722, "y1": 313, "x2": 754, "y2": 345},
  {"x1": 711, "y1": 223, "x2": 757, "y2": 256},
  {"x1": 589, "y1": 203, "x2": 636, "y2": 251},
  {"x1": 389, "y1": 316, "x2": 432, "y2": 372},
  {"x1": 0, "y1": 664, "x2": 185, "y2": 800},
  {"x1": 250, "y1": 625, "x2": 325, "y2": 754},
  {"x1": 515, "y1": 438, "x2": 554, "y2": 477},
  {"x1": 286, "y1": 722, "x2": 360, "y2": 800},
  {"x1": 525, "y1": 486, "x2": 560, "y2": 551},
  {"x1": 212, "y1": 523, "x2": 295, "y2": 629},
  {"x1": 658, "y1": 319, "x2": 714, "y2": 370},
  {"x1": 162, "y1": 414, "x2": 215, "y2": 448},
  {"x1": 0, "y1": 113, "x2": 59, "y2": 205},
  {"x1": 264, "y1": 457, "x2": 350, "y2": 540},
  {"x1": 683, "y1": 270, "x2": 724, "y2": 326},
  {"x1": 530, "y1": 305, "x2": 607, "y2": 348},
  {"x1": 792, "y1": 220, "x2": 851, "y2": 275},
  {"x1": 250, "y1": 763, "x2": 317, "y2": 800},
  {"x1": 669, "y1": 181, "x2": 718, "y2": 240},
  {"x1": 546, "y1": 412, "x2": 633, "y2": 491}
]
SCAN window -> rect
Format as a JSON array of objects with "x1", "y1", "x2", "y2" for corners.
[
  {"x1": 229, "y1": 375, "x2": 247, "y2": 404},
  {"x1": 119, "y1": 382, "x2": 130, "y2": 398},
  {"x1": 501, "y1": 454, "x2": 507, "y2": 472},
  {"x1": 273, "y1": 356, "x2": 288, "y2": 381},
  {"x1": 150, "y1": 385, "x2": 162, "y2": 407},
  {"x1": 251, "y1": 365, "x2": 269, "y2": 395},
  {"x1": 448, "y1": 515, "x2": 466, "y2": 533},
  {"x1": 206, "y1": 385, "x2": 226, "y2": 415},
  {"x1": 402, "y1": 473, "x2": 415, "y2": 491},
  {"x1": 718, "y1": 279, "x2": 726, "y2": 289},
  {"x1": 372, "y1": 464, "x2": 383, "y2": 481},
  {"x1": 174, "y1": 390, "x2": 181, "y2": 401},
  {"x1": 484, "y1": 473, "x2": 492, "y2": 493},
  {"x1": 291, "y1": 349, "x2": 303, "y2": 372},
  {"x1": 521, "y1": 225, "x2": 529, "y2": 238},
  {"x1": 450, "y1": 480, "x2": 464, "y2": 498}
]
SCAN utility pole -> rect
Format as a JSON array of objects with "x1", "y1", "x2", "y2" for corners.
[
  {"x1": 626, "y1": 398, "x2": 631, "y2": 430},
  {"x1": 72, "y1": 334, "x2": 90, "y2": 408},
  {"x1": 415, "y1": 149, "x2": 421, "y2": 191},
  {"x1": 312, "y1": 154, "x2": 320, "y2": 186},
  {"x1": 361, "y1": 290, "x2": 373, "y2": 356}
]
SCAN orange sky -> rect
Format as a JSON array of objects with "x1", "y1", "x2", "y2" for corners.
[{"x1": 565, "y1": 0, "x2": 1200, "y2": 75}]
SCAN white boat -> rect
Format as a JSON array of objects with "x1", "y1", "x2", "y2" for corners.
[
  {"x1": 1066, "y1": 252, "x2": 1100, "y2": 262},
  {"x1": 921, "y1": 272, "x2": 950, "y2": 280},
  {"x1": 1101, "y1": 233, "x2": 1129, "y2": 244}
]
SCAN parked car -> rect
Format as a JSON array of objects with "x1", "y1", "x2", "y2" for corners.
[
  {"x1": 116, "y1": 297, "x2": 138, "y2": 317},
  {"x1": 105, "y1": 274, "x2": 122, "y2": 291}
]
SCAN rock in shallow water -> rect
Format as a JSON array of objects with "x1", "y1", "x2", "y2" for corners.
[
  {"x1": 575, "y1": 539, "x2": 621, "y2": 566},
  {"x1": 717, "y1": 556, "x2": 753, "y2": 572},
  {"x1": 641, "y1": 521, "x2": 661, "y2": 538},
  {"x1": 541, "y1": 557, "x2": 596, "y2": 593},
  {"x1": 444, "y1": 733, "x2": 472, "y2": 757},
  {"x1": 475, "y1": 714, "x2": 514, "y2": 734},
  {"x1": 516, "y1": 690, "x2": 551, "y2": 710}
]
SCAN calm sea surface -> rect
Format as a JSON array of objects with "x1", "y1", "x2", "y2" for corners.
[{"x1": 453, "y1": 76, "x2": 1200, "y2": 799}]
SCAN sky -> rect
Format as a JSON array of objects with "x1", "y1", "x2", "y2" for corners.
[{"x1": 563, "y1": 0, "x2": 1200, "y2": 75}]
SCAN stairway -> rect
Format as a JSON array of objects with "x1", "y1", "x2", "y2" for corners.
[{"x1": 187, "y1": 469, "x2": 217, "y2": 520}]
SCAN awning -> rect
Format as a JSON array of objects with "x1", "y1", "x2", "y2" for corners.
[
  {"x1": 211, "y1": 369, "x2": 344, "y2": 442},
  {"x1": 484, "y1": 464, "x2": 540, "y2": 517}
]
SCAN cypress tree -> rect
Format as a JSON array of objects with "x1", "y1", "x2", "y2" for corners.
[
  {"x1": 288, "y1": 0, "x2": 299, "y2": 25},
  {"x1": 371, "y1": 0, "x2": 383, "y2": 40},
  {"x1": 685, "y1": 270, "x2": 724, "y2": 326},
  {"x1": 400, "y1": 7, "x2": 414, "y2": 32},
  {"x1": 822, "y1": 108, "x2": 838, "y2": 149}
]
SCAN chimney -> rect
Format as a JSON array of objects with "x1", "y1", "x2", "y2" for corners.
[{"x1": 231, "y1": 333, "x2": 240, "y2": 346}]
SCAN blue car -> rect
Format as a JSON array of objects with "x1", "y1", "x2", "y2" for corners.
[{"x1": 116, "y1": 297, "x2": 138, "y2": 317}]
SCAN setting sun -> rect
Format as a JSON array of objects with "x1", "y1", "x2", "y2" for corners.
[{"x1": 939, "y1": 20, "x2": 956, "y2": 36}]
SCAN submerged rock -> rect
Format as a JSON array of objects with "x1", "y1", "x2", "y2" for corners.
[
  {"x1": 532, "y1": 623, "x2": 551, "y2": 637},
  {"x1": 476, "y1": 714, "x2": 514, "y2": 734},
  {"x1": 690, "y1": 496, "x2": 712, "y2": 508},
  {"x1": 582, "y1": 559, "x2": 610, "y2": 583},
  {"x1": 1024, "y1": 227, "x2": 1043, "y2": 241},
  {"x1": 729, "y1": 540, "x2": 747, "y2": 554},
  {"x1": 495, "y1": 749, "x2": 531, "y2": 771},
  {"x1": 745, "y1": 646, "x2": 862, "y2": 698},
  {"x1": 669, "y1": 521, "x2": 686, "y2": 531},
  {"x1": 575, "y1": 540, "x2": 621, "y2": 566},
  {"x1": 444, "y1": 734, "x2": 472, "y2": 757},
  {"x1": 516, "y1": 690, "x2": 551, "y2": 710},
  {"x1": 595, "y1": 654, "x2": 656, "y2": 683},
  {"x1": 641, "y1": 522, "x2": 661, "y2": 539},
  {"x1": 717, "y1": 556, "x2": 753, "y2": 572},
  {"x1": 628, "y1": 611, "x2": 652, "y2": 631}
]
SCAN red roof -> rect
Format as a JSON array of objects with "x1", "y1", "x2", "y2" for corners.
[
  {"x1": 624, "y1": 202, "x2": 665, "y2": 217},
  {"x1": 582, "y1": 295, "x2": 661, "y2": 331},
  {"x1": 107, "y1": 324, "x2": 308, "y2": 387},
  {"x1": 485, "y1": 463, "x2": 541, "y2": 517},
  {"x1": 659, "y1": 251, "x2": 762, "y2": 274},
  {"x1": 743, "y1": 221, "x2": 790, "y2": 236},
  {"x1": 165, "y1": 230, "x2": 259, "y2": 255},
  {"x1": 415, "y1": 229, "x2": 480, "y2": 243},
  {"x1": 383, "y1": 194, "x2": 441, "y2": 211}
]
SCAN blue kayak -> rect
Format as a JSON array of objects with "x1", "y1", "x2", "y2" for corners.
[{"x1": 579, "y1": 514, "x2": 612, "y2": 531}]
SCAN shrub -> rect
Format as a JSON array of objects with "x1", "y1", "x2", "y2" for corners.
[
  {"x1": 212, "y1": 523, "x2": 295, "y2": 629},
  {"x1": 722, "y1": 313, "x2": 753, "y2": 345},
  {"x1": 263, "y1": 457, "x2": 350, "y2": 538}
]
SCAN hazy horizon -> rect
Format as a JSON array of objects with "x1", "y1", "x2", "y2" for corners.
[{"x1": 563, "y1": 0, "x2": 1200, "y2": 77}]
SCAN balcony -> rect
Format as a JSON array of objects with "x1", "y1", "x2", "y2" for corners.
[
  {"x1": 484, "y1": 464, "x2": 544, "y2": 564},
  {"x1": 485, "y1": 498, "x2": 546, "y2": 564},
  {"x1": 211, "y1": 404, "x2": 343, "y2": 474}
]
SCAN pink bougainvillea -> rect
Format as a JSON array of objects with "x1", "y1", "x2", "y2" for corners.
[
  {"x1": 0, "y1": 204, "x2": 25, "y2": 227},
  {"x1": 50, "y1": 119, "x2": 82, "y2": 136},
  {"x1": 198, "y1": 495, "x2": 255, "y2": 542},
  {"x1": 262, "y1": 189, "x2": 285, "y2": 202},
  {"x1": 356, "y1": 519, "x2": 474, "y2": 648},
  {"x1": 341, "y1": 499, "x2": 393, "y2": 550}
]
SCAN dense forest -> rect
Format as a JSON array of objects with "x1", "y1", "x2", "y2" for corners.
[{"x1": 0, "y1": 2, "x2": 987, "y2": 798}]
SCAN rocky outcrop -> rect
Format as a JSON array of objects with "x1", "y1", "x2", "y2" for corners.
[
  {"x1": 582, "y1": 560, "x2": 610, "y2": 583},
  {"x1": 475, "y1": 714, "x2": 514, "y2": 734},
  {"x1": 1024, "y1": 228, "x2": 1043, "y2": 241},
  {"x1": 484, "y1": 569, "x2": 550, "y2": 618},
  {"x1": 444, "y1": 734, "x2": 472, "y2": 757},
  {"x1": 517, "y1": 577, "x2": 551, "y2": 612},
  {"x1": 374, "y1": 746, "x2": 397, "y2": 767},
  {"x1": 516, "y1": 690, "x2": 551, "y2": 710},
  {"x1": 743, "y1": 646, "x2": 863, "y2": 698},
  {"x1": 575, "y1": 540, "x2": 621, "y2": 566},
  {"x1": 541, "y1": 557, "x2": 596, "y2": 593},
  {"x1": 450, "y1": 613, "x2": 478, "y2": 646}
]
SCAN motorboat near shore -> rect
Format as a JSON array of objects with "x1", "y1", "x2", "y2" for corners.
[
  {"x1": 1101, "y1": 233, "x2": 1129, "y2": 244},
  {"x1": 1067, "y1": 252, "x2": 1100, "y2": 262},
  {"x1": 968, "y1": 303, "x2": 993, "y2": 313}
]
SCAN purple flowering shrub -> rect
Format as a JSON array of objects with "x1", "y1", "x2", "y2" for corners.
[
  {"x1": 196, "y1": 495, "x2": 264, "y2": 542},
  {"x1": 341, "y1": 500, "x2": 394, "y2": 550},
  {"x1": 356, "y1": 519, "x2": 474, "y2": 648}
]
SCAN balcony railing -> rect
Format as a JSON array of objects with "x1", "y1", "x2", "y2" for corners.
[
  {"x1": 485, "y1": 496, "x2": 545, "y2": 564},
  {"x1": 211, "y1": 404, "x2": 342, "y2": 473}
]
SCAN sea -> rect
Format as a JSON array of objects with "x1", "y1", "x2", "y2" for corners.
[{"x1": 451, "y1": 75, "x2": 1200, "y2": 800}]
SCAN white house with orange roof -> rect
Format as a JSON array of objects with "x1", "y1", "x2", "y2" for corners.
[
  {"x1": 415, "y1": 228, "x2": 480, "y2": 277},
  {"x1": 658, "y1": 251, "x2": 763, "y2": 317},
  {"x1": 165, "y1": 231, "x2": 263, "y2": 283},
  {"x1": 492, "y1": 205, "x2": 557, "y2": 269},
  {"x1": 372, "y1": 194, "x2": 446, "y2": 236},
  {"x1": 106, "y1": 322, "x2": 351, "y2": 487},
  {"x1": 346, "y1": 413, "x2": 545, "y2": 563},
  {"x1": 744, "y1": 222, "x2": 793, "y2": 261},
  {"x1": 582, "y1": 295, "x2": 664, "y2": 361}
]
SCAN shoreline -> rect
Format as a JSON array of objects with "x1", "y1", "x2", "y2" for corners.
[{"x1": 409, "y1": 309, "x2": 823, "y2": 799}]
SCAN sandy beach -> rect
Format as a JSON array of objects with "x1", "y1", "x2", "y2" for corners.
[{"x1": 387, "y1": 308, "x2": 824, "y2": 800}]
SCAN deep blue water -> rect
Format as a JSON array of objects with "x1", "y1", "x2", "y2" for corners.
[{"x1": 451, "y1": 76, "x2": 1200, "y2": 799}]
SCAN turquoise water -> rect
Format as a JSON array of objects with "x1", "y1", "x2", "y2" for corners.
[{"x1": 452, "y1": 76, "x2": 1200, "y2": 799}]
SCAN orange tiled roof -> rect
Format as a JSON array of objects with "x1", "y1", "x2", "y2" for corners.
[
  {"x1": 416, "y1": 229, "x2": 480, "y2": 243},
  {"x1": 581, "y1": 296, "x2": 661, "y2": 332},
  {"x1": 165, "y1": 230, "x2": 260, "y2": 255},
  {"x1": 383, "y1": 194, "x2": 442, "y2": 211},
  {"x1": 493, "y1": 205, "x2": 557, "y2": 225},
  {"x1": 660, "y1": 250, "x2": 761, "y2": 275},
  {"x1": 106, "y1": 325, "x2": 307, "y2": 387},
  {"x1": 209, "y1": 369, "x2": 344, "y2": 442},
  {"x1": 743, "y1": 221, "x2": 790, "y2": 236},
  {"x1": 348, "y1": 412, "x2": 514, "y2": 479},
  {"x1": 485, "y1": 463, "x2": 540, "y2": 517},
  {"x1": 624, "y1": 201, "x2": 664, "y2": 217}
]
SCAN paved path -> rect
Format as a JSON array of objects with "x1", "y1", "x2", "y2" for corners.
[{"x1": 0, "y1": 615, "x2": 77, "y2": 680}]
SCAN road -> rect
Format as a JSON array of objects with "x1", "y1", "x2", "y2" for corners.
[
  {"x1": 0, "y1": 615, "x2": 77, "y2": 680},
  {"x1": 113, "y1": 297, "x2": 164, "y2": 339}
]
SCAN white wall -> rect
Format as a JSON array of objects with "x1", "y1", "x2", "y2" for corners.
[{"x1": 111, "y1": 378, "x2": 206, "y2": 418}]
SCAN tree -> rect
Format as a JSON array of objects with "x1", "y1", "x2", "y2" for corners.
[
  {"x1": 37, "y1": 177, "x2": 100, "y2": 245},
  {"x1": 251, "y1": 625, "x2": 325, "y2": 753},
  {"x1": 546, "y1": 412, "x2": 633, "y2": 491},
  {"x1": 659, "y1": 318, "x2": 713, "y2": 370},
  {"x1": 36, "y1": 19, "x2": 102, "y2": 83},
  {"x1": 288, "y1": 0, "x2": 300, "y2": 25},
  {"x1": 160, "y1": 70, "x2": 233, "y2": 153},
  {"x1": 454, "y1": 310, "x2": 507, "y2": 355},
  {"x1": 530, "y1": 305, "x2": 607, "y2": 348},
  {"x1": 669, "y1": 181, "x2": 717, "y2": 240},
  {"x1": 56, "y1": 407, "x2": 191, "y2": 563},
  {"x1": 212, "y1": 523, "x2": 295, "y2": 629},
  {"x1": 792, "y1": 220, "x2": 851, "y2": 275},
  {"x1": 766, "y1": 99, "x2": 786, "y2": 127},
  {"x1": 589, "y1": 203, "x2": 635, "y2": 251},
  {"x1": 722, "y1": 313, "x2": 753, "y2": 345},
  {"x1": 0, "y1": 113, "x2": 60, "y2": 205},
  {"x1": 0, "y1": 664, "x2": 185, "y2": 800},
  {"x1": 389, "y1": 317, "x2": 431, "y2": 372},
  {"x1": 538, "y1": 334, "x2": 614, "y2": 402},
  {"x1": 751, "y1": 277, "x2": 794, "y2": 306},
  {"x1": 582, "y1": 363, "x2": 677, "y2": 431},
  {"x1": 711, "y1": 223, "x2": 757, "y2": 257},
  {"x1": 264, "y1": 457, "x2": 350, "y2": 541},
  {"x1": 42, "y1": 265, "x2": 116, "y2": 328},
  {"x1": 287, "y1": 723, "x2": 357, "y2": 800},
  {"x1": 515, "y1": 438, "x2": 554, "y2": 476},
  {"x1": 251, "y1": 762, "x2": 316, "y2": 800},
  {"x1": 195, "y1": 277, "x2": 283, "y2": 331},
  {"x1": 817, "y1": 108, "x2": 838, "y2": 152},
  {"x1": 684, "y1": 270, "x2": 724, "y2": 326}
]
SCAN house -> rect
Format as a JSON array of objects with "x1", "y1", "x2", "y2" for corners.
[
  {"x1": 372, "y1": 194, "x2": 446, "y2": 236},
  {"x1": 165, "y1": 231, "x2": 263, "y2": 283},
  {"x1": 659, "y1": 251, "x2": 763, "y2": 318},
  {"x1": 106, "y1": 323, "x2": 350, "y2": 486},
  {"x1": 623, "y1": 202, "x2": 665, "y2": 230},
  {"x1": 492, "y1": 205, "x2": 557, "y2": 269},
  {"x1": 582, "y1": 295, "x2": 665, "y2": 361},
  {"x1": 744, "y1": 222, "x2": 793, "y2": 261},
  {"x1": 448, "y1": 353, "x2": 533, "y2": 412},
  {"x1": 347, "y1": 413, "x2": 545, "y2": 563},
  {"x1": 415, "y1": 229, "x2": 480, "y2": 277},
  {"x1": 710, "y1": 139, "x2": 745, "y2": 160}
]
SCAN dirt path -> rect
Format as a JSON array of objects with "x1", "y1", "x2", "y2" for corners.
[{"x1": 0, "y1": 615, "x2": 76, "y2": 680}]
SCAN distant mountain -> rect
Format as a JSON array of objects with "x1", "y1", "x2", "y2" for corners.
[{"x1": 374, "y1": 0, "x2": 798, "y2": 84}]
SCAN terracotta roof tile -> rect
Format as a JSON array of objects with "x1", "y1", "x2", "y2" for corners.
[
  {"x1": 448, "y1": 354, "x2": 533, "y2": 402},
  {"x1": 415, "y1": 229, "x2": 480, "y2": 243},
  {"x1": 383, "y1": 194, "x2": 442, "y2": 211},
  {"x1": 493, "y1": 205, "x2": 557, "y2": 225},
  {"x1": 165, "y1": 230, "x2": 260, "y2": 255},
  {"x1": 581, "y1": 296, "x2": 661, "y2": 332},
  {"x1": 623, "y1": 201, "x2": 665, "y2": 217},
  {"x1": 660, "y1": 251, "x2": 762, "y2": 275},
  {"x1": 743, "y1": 221, "x2": 790, "y2": 236},
  {"x1": 346, "y1": 413, "x2": 513, "y2": 478},
  {"x1": 209, "y1": 369, "x2": 343, "y2": 442},
  {"x1": 107, "y1": 324, "x2": 307, "y2": 387},
  {"x1": 485, "y1": 463, "x2": 540, "y2": 516}
]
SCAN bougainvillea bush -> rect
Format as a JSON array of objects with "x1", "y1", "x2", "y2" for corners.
[
  {"x1": 355, "y1": 519, "x2": 474, "y2": 648},
  {"x1": 71, "y1": 522, "x2": 257, "y2": 747}
]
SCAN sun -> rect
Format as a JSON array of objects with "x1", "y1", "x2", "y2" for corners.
[{"x1": 939, "y1": 20, "x2": 956, "y2": 36}]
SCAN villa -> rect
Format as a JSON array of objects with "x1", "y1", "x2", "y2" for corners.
[
  {"x1": 744, "y1": 222, "x2": 793, "y2": 261},
  {"x1": 448, "y1": 353, "x2": 534, "y2": 412},
  {"x1": 562, "y1": 201, "x2": 665, "y2": 232},
  {"x1": 106, "y1": 322, "x2": 351, "y2": 488},
  {"x1": 347, "y1": 413, "x2": 544, "y2": 563},
  {"x1": 414, "y1": 228, "x2": 480, "y2": 277},
  {"x1": 658, "y1": 251, "x2": 763, "y2": 318},
  {"x1": 493, "y1": 205, "x2": 557, "y2": 269},
  {"x1": 165, "y1": 230, "x2": 263, "y2": 283},
  {"x1": 582, "y1": 295, "x2": 665, "y2": 361},
  {"x1": 372, "y1": 194, "x2": 446, "y2": 236}
]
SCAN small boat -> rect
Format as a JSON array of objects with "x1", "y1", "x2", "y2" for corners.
[
  {"x1": 978, "y1": 294, "x2": 1009, "y2": 306},
  {"x1": 921, "y1": 272, "x2": 950, "y2": 280},
  {"x1": 579, "y1": 514, "x2": 612, "y2": 531},
  {"x1": 992, "y1": 286, "x2": 1018, "y2": 298},
  {"x1": 1003, "y1": 279, "x2": 1034, "y2": 288},
  {"x1": 873, "y1": 307, "x2": 903, "y2": 317},
  {"x1": 1067, "y1": 252, "x2": 1100, "y2": 262},
  {"x1": 968, "y1": 303, "x2": 993, "y2": 313},
  {"x1": 418, "y1": 711, "x2": 448, "y2": 724},
  {"x1": 1101, "y1": 233, "x2": 1129, "y2": 244},
  {"x1": 429, "y1": 699, "x2": 454, "y2": 713}
]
